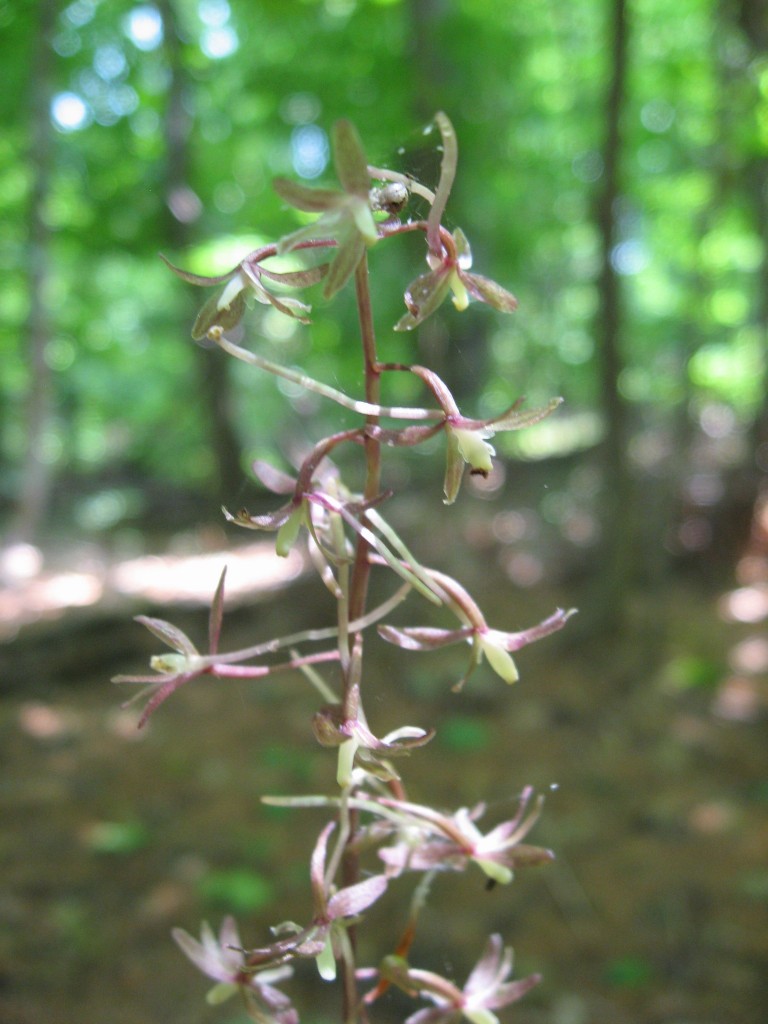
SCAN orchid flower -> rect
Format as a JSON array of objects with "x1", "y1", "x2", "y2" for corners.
[
  {"x1": 274, "y1": 119, "x2": 378, "y2": 298},
  {"x1": 369, "y1": 366, "x2": 562, "y2": 504},
  {"x1": 112, "y1": 567, "x2": 228, "y2": 726},
  {"x1": 240, "y1": 822, "x2": 388, "y2": 982},
  {"x1": 379, "y1": 567, "x2": 575, "y2": 690},
  {"x1": 374, "y1": 786, "x2": 553, "y2": 885},
  {"x1": 379, "y1": 934, "x2": 541, "y2": 1024},
  {"x1": 160, "y1": 250, "x2": 327, "y2": 343},
  {"x1": 312, "y1": 680, "x2": 434, "y2": 787},
  {"x1": 172, "y1": 916, "x2": 298, "y2": 1023}
]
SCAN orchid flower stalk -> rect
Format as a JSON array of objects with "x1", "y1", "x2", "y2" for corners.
[{"x1": 117, "y1": 112, "x2": 574, "y2": 1024}]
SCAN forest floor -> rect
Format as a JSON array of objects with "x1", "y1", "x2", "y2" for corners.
[{"x1": 1, "y1": 513, "x2": 767, "y2": 1024}]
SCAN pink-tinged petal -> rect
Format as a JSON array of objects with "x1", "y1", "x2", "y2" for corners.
[
  {"x1": 484, "y1": 974, "x2": 542, "y2": 1010},
  {"x1": 367, "y1": 424, "x2": 444, "y2": 448},
  {"x1": 378, "y1": 625, "x2": 469, "y2": 651},
  {"x1": 327, "y1": 872, "x2": 388, "y2": 919},
  {"x1": 464, "y1": 935, "x2": 506, "y2": 997},
  {"x1": 252, "y1": 460, "x2": 298, "y2": 495},
  {"x1": 135, "y1": 616, "x2": 198, "y2": 657},
  {"x1": 498, "y1": 607, "x2": 576, "y2": 652},
  {"x1": 136, "y1": 671, "x2": 196, "y2": 727},
  {"x1": 460, "y1": 272, "x2": 518, "y2": 314},
  {"x1": 408, "y1": 365, "x2": 460, "y2": 416},
  {"x1": 333, "y1": 119, "x2": 370, "y2": 197},
  {"x1": 310, "y1": 822, "x2": 334, "y2": 914},
  {"x1": 273, "y1": 177, "x2": 342, "y2": 212}
]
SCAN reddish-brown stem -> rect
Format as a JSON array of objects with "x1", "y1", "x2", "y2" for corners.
[{"x1": 339, "y1": 252, "x2": 381, "y2": 1024}]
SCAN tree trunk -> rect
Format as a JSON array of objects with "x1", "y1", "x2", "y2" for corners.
[
  {"x1": 589, "y1": 0, "x2": 633, "y2": 628},
  {"x1": 9, "y1": 0, "x2": 58, "y2": 544},
  {"x1": 157, "y1": 0, "x2": 244, "y2": 502}
]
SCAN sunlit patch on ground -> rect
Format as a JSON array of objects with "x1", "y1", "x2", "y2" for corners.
[{"x1": 0, "y1": 539, "x2": 305, "y2": 640}]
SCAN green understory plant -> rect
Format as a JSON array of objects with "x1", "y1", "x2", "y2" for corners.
[{"x1": 116, "y1": 112, "x2": 575, "y2": 1024}]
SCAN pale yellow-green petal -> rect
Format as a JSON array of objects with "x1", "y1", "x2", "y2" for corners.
[
  {"x1": 454, "y1": 428, "x2": 494, "y2": 474},
  {"x1": 474, "y1": 857, "x2": 513, "y2": 885},
  {"x1": 480, "y1": 637, "x2": 519, "y2": 683}
]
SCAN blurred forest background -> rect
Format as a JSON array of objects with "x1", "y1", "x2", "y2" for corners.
[{"x1": 1, "y1": 0, "x2": 768, "y2": 1023}]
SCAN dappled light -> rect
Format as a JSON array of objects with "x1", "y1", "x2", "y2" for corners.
[
  {"x1": 0, "y1": 538, "x2": 304, "y2": 639},
  {"x1": 2, "y1": 0, "x2": 768, "y2": 1021}
]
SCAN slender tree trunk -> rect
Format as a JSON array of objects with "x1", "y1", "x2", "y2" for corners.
[
  {"x1": 156, "y1": 0, "x2": 243, "y2": 502},
  {"x1": 590, "y1": 0, "x2": 633, "y2": 627},
  {"x1": 9, "y1": 0, "x2": 58, "y2": 544}
]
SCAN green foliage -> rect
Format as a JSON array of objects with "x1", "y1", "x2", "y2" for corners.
[{"x1": 2, "y1": 0, "x2": 765, "y2": 522}]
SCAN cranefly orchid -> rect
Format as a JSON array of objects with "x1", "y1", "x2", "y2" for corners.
[{"x1": 119, "y1": 112, "x2": 574, "y2": 1023}]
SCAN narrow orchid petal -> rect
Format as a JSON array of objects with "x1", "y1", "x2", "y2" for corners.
[
  {"x1": 222, "y1": 502, "x2": 296, "y2": 531},
  {"x1": 173, "y1": 925, "x2": 224, "y2": 980},
  {"x1": 460, "y1": 272, "x2": 518, "y2": 313},
  {"x1": 315, "y1": 934, "x2": 337, "y2": 981},
  {"x1": 475, "y1": 859, "x2": 513, "y2": 885},
  {"x1": 479, "y1": 637, "x2": 519, "y2": 684},
  {"x1": 273, "y1": 177, "x2": 342, "y2": 212},
  {"x1": 208, "y1": 567, "x2": 227, "y2": 655},
  {"x1": 479, "y1": 396, "x2": 563, "y2": 432},
  {"x1": 443, "y1": 430, "x2": 465, "y2": 505},
  {"x1": 408, "y1": 365, "x2": 461, "y2": 416},
  {"x1": 498, "y1": 608, "x2": 577, "y2": 652},
  {"x1": 310, "y1": 822, "x2": 334, "y2": 914},
  {"x1": 327, "y1": 873, "x2": 388, "y2": 919},
  {"x1": 192, "y1": 288, "x2": 246, "y2": 341},
  {"x1": 258, "y1": 264, "x2": 329, "y2": 288},
  {"x1": 323, "y1": 231, "x2": 366, "y2": 298},
  {"x1": 453, "y1": 227, "x2": 473, "y2": 269},
  {"x1": 276, "y1": 505, "x2": 306, "y2": 557},
  {"x1": 333, "y1": 119, "x2": 370, "y2": 196},
  {"x1": 453, "y1": 428, "x2": 495, "y2": 475},
  {"x1": 426, "y1": 112, "x2": 458, "y2": 256},
  {"x1": 485, "y1": 975, "x2": 542, "y2": 1010},
  {"x1": 378, "y1": 625, "x2": 467, "y2": 651},
  {"x1": 159, "y1": 253, "x2": 238, "y2": 286},
  {"x1": 395, "y1": 267, "x2": 452, "y2": 331},
  {"x1": 135, "y1": 616, "x2": 198, "y2": 657},
  {"x1": 252, "y1": 460, "x2": 298, "y2": 495}
]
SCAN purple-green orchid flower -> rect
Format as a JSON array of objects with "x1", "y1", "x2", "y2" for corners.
[
  {"x1": 160, "y1": 249, "x2": 328, "y2": 343},
  {"x1": 395, "y1": 227, "x2": 519, "y2": 332},
  {"x1": 240, "y1": 822, "x2": 388, "y2": 982},
  {"x1": 379, "y1": 567, "x2": 575, "y2": 690},
  {"x1": 374, "y1": 786, "x2": 553, "y2": 886},
  {"x1": 112, "y1": 567, "x2": 227, "y2": 726},
  {"x1": 379, "y1": 934, "x2": 541, "y2": 1024},
  {"x1": 172, "y1": 916, "x2": 298, "y2": 1023},
  {"x1": 312, "y1": 679, "x2": 434, "y2": 786},
  {"x1": 368, "y1": 366, "x2": 562, "y2": 504},
  {"x1": 274, "y1": 119, "x2": 379, "y2": 298}
]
